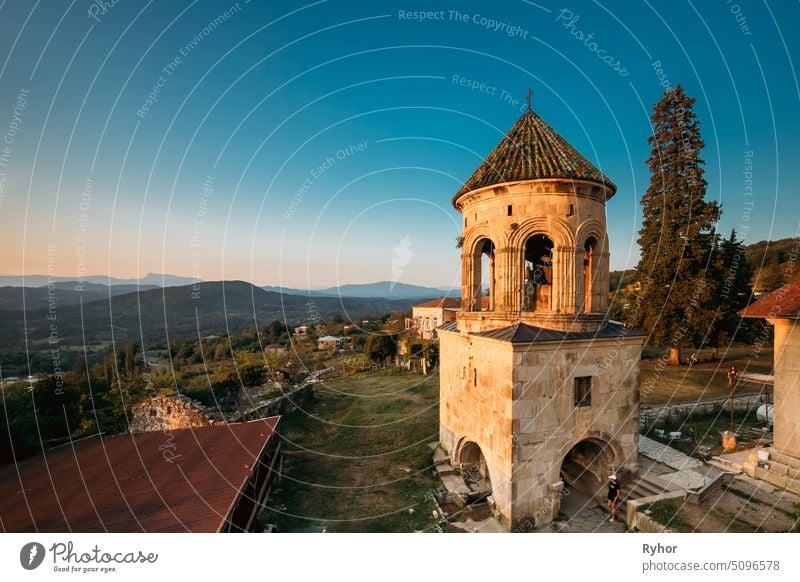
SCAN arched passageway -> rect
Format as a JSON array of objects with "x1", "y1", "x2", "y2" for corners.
[{"x1": 559, "y1": 438, "x2": 616, "y2": 501}]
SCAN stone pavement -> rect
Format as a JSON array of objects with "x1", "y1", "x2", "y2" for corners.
[
  {"x1": 548, "y1": 487, "x2": 626, "y2": 533},
  {"x1": 639, "y1": 435, "x2": 703, "y2": 470}
]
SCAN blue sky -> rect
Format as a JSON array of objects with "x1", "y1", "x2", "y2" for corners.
[{"x1": 0, "y1": 0, "x2": 797, "y2": 288}]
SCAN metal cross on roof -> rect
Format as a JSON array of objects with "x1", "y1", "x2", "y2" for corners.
[{"x1": 525, "y1": 89, "x2": 533, "y2": 110}]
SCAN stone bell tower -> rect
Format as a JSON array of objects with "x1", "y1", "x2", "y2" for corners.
[{"x1": 438, "y1": 104, "x2": 645, "y2": 530}]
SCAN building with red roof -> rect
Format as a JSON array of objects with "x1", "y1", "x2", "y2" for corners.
[
  {"x1": 0, "y1": 418, "x2": 281, "y2": 532},
  {"x1": 739, "y1": 278, "x2": 800, "y2": 493}
]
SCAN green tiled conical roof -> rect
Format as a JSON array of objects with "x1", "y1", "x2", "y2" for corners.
[{"x1": 453, "y1": 109, "x2": 616, "y2": 204}]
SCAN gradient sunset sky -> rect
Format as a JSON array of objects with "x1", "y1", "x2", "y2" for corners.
[{"x1": 0, "y1": 0, "x2": 797, "y2": 288}]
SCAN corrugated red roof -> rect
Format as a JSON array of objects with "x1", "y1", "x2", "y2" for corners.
[
  {"x1": 739, "y1": 279, "x2": 800, "y2": 319},
  {"x1": 0, "y1": 418, "x2": 280, "y2": 532}
]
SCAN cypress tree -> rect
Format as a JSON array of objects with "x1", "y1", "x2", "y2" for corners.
[{"x1": 631, "y1": 85, "x2": 720, "y2": 365}]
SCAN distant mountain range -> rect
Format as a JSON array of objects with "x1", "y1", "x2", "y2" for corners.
[
  {"x1": 0, "y1": 273, "x2": 198, "y2": 288},
  {"x1": 0, "y1": 280, "x2": 432, "y2": 355},
  {"x1": 263, "y1": 280, "x2": 454, "y2": 299}
]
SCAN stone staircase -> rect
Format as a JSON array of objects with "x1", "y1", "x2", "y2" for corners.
[
  {"x1": 616, "y1": 473, "x2": 671, "y2": 524},
  {"x1": 746, "y1": 448, "x2": 800, "y2": 496}
]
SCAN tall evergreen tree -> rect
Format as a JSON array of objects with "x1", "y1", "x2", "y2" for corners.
[
  {"x1": 631, "y1": 84, "x2": 721, "y2": 365},
  {"x1": 710, "y1": 229, "x2": 755, "y2": 347}
]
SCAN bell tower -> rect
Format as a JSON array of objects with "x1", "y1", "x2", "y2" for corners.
[{"x1": 439, "y1": 105, "x2": 645, "y2": 530}]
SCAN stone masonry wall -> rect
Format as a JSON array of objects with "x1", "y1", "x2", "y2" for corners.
[
  {"x1": 439, "y1": 330, "x2": 514, "y2": 525},
  {"x1": 510, "y1": 336, "x2": 642, "y2": 527}
]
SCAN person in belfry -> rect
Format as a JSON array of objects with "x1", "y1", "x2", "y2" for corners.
[{"x1": 607, "y1": 474, "x2": 621, "y2": 522}]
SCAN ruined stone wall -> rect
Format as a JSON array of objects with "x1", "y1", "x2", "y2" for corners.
[
  {"x1": 130, "y1": 394, "x2": 212, "y2": 433},
  {"x1": 237, "y1": 384, "x2": 313, "y2": 421}
]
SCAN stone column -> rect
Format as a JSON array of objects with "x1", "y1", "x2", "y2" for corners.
[
  {"x1": 461, "y1": 253, "x2": 473, "y2": 312},
  {"x1": 555, "y1": 247, "x2": 581, "y2": 314},
  {"x1": 595, "y1": 251, "x2": 611, "y2": 313},
  {"x1": 493, "y1": 248, "x2": 515, "y2": 312},
  {"x1": 548, "y1": 480, "x2": 565, "y2": 522},
  {"x1": 470, "y1": 251, "x2": 482, "y2": 311}
]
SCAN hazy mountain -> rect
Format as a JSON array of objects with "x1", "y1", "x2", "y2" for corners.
[
  {"x1": 0, "y1": 273, "x2": 198, "y2": 288},
  {"x1": 314, "y1": 281, "x2": 450, "y2": 299},
  {"x1": 0, "y1": 283, "x2": 158, "y2": 312},
  {"x1": 0, "y1": 281, "x2": 422, "y2": 354}
]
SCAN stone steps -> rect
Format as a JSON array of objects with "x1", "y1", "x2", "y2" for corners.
[
  {"x1": 751, "y1": 465, "x2": 800, "y2": 496},
  {"x1": 620, "y1": 474, "x2": 671, "y2": 524},
  {"x1": 747, "y1": 450, "x2": 800, "y2": 496},
  {"x1": 707, "y1": 458, "x2": 742, "y2": 474},
  {"x1": 766, "y1": 448, "x2": 800, "y2": 470}
]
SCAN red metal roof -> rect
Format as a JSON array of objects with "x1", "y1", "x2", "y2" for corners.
[
  {"x1": 0, "y1": 418, "x2": 280, "y2": 532},
  {"x1": 739, "y1": 279, "x2": 800, "y2": 319}
]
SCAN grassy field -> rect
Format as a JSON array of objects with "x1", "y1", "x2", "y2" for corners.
[
  {"x1": 259, "y1": 369, "x2": 441, "y2": 532},
  {"x1": 259, "y1": 344, "x2": 775, "y2": 531},
  {"x1": 640, "y1": 344, "x2": 773, "y2": 406}
]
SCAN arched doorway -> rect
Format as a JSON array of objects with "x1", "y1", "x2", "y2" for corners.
[
  {"x1": 523, "y1": 234, "x2": 553, "y2": 311},
  {"x1": 559, "y1": 438, "x2": 616, "y2": 501},
  {"x1": 456, "y1": 440, "x2": 492, "y2": 498},
  {"x1": 583, "y1": 237, "x2": 597, "y2": 312}
]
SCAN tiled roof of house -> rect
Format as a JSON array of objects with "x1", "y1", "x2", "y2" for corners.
[
  {"x1": 739, "y1": 278, "x2": 800, "y2": 319},
  {"x1": 453, "y1": 109, "x2": 616, "y2": 204},
  {"x1": 414, "y1": 297, "x2": 461, "y2": 309}
]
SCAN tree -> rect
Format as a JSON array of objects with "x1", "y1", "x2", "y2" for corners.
[
  {"x1": 364, "y1": 333, "x2": 397, "y2": 362},
  {"x1": 631, "y1": 84, "x2": 721, "y2": 365},
  {"x1": 710, "y1": 229, "x2": 755, "y2": 347},
  {"x1": 240, "y1": 364, "x2": 266, "y2": 387}
]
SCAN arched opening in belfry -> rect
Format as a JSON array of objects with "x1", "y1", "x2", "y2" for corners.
[
  {"x1": 583, "y1": 236, "x2": 598, "y2": 313},
  {"x1": 457, "y1": 440, "x2": 492, "y2": 498},
  {"x1": 522, "y1": 234, "x2": 553, "y2": 312},
  {"x1": 475, "y1": 238, "x2": 495, "y2": 311},
  {"x1": 559, "y1": 439, "x2": 616, "y2": 502}
]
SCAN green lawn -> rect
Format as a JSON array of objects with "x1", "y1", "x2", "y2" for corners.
[
  {"x1": 640, "y1": 344, "x2": 773, "y2": 406},
  {"x1": 259, "y1": 369, "x2": 441, "y2": 532}
]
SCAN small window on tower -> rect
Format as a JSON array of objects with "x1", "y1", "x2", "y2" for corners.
[
  {"x1": 507, "y1": 205, "x2": 513, "y2": 216},
  {"x1": 574, "y1": 377, "x2": 592, "y2": 407},
  {"x1": 474, "y1": 368, "x2": 478, "y2": 387}
]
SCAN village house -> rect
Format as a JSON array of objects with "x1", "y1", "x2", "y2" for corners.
[
  {"x1": 293, "y1": 325, "x2": 309, "y2": 336},
  {"x1": 739, "y1": 278, "x2": 800, "y2": 494},
  {"x1": 317, "y1": 335, "x2": 343, "y2": 350},
  {"x1": 406, "y1": 297, "x2": 460, "y2": 340}
]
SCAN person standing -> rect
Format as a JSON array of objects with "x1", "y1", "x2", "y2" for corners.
[
  {"x1": 727, "y1": 365, "x2": 739, "y2": 432},
  {"x1": 607, "y1": 474, "x2": 621, "y2": 522}
]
